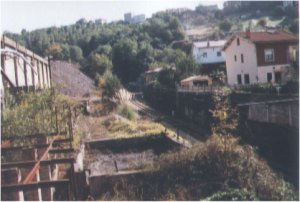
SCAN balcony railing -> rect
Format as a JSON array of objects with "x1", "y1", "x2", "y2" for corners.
[{"x1": 176, "y1": 85, "x2": 223, "y2": 93}]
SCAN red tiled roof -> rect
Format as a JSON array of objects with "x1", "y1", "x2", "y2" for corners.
[
  {"x1": 237, "y1": 31, "x2": 298, "y2": 44},
  {"x1": 223, "y1": 31, "x2": 298, "y2": 51}
]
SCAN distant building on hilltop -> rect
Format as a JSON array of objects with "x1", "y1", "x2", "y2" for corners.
[
  {"x1": 131, "y1": 14, "x2": 146, "y2": 24},
  {"x1": 165, "y1": 8, "x2": 191, "y2": 15},
  {"x1": 124, "y1": 13, "x2": 132, "y2": 23},
  {"x1": 124, "y1": 12, "x2": 145, "y2": 24},
  {"x1": 223, "y1": 30, "x2": 298, "y2": 86},
  {"x1": 205, "y1": 5, "x2": 219, "y2": 11},
  {"x1": 95, "y1": 18, "x2": 107, "y2": 25},
  {"x1": 192, "y1": 40, "x2": 226, "y2": 65}
]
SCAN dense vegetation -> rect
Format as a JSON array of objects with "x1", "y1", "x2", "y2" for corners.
[
  {"x1": 95, "y1": 88, "x2": 298, "y2": 200},
  {"x1": 4, "y1": 1, "x2": 297, "y2": 90},
  {"x1": 5, "y1": 14, "x2": 192, "y2": 86}
]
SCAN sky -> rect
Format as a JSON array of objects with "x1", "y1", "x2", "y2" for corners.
[{"x1": 1, "y1": 0, "x2": 224, "y2": 34}]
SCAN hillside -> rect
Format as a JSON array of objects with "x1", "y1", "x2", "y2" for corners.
[
  {"x1": 51, "y1": 60, "x2": 96, "y2": 97},
  {"x1": 169, "y1": 2, "x2": 298, "y2": 41}
]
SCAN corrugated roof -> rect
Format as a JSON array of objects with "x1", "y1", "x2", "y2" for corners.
[{"x1": 193, "y1": 40, "x2": 226, "y2": 48}]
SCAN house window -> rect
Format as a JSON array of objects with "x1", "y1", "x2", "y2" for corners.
[
  {"x1": 237, "y1": 38, "x2": 240, "y2": 46},
  {"x1": 241, "y1": 54, "x2": 244, "y2": 63},
  {"x1": 217, "y1": 51, "x2": 221, "y2": 57},
  {"x1": 237, "y1": 74, "x2": 242, "y2": 84},
  {"x1": 234, "y1": 55, "x2": 237, "y2": 61},
  {"x1": 244, "y1": 74, "x2": 250, "y2": 84},
  {"x1": 264, "y1": 49, "x2": 274, "y2": 62},
  {"x1": 267, "y1": 73, "x2": 272, "y2": 83},
  {"x1": 203, "y1": 52, "x2": 207, "y2": 58}
]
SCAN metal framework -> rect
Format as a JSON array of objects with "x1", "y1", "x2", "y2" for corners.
[{"x1": 1, "y1": 105, "x2": 77, "y2": 201}]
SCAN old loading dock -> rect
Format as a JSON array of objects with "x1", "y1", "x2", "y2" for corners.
[
  {"x1": 1, "y1": 103, "x2": 82, "y2": 201},
  {"x1": 84, "y1": 133, "x2": 185, "y2": 199}
]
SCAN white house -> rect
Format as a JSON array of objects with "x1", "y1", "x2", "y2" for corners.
[
  {"x1": 222, "y1": 30, "x2": 298, "y2": 86},
  {"x1": 192, "y1": 40, "x2": 226, "y2": 65}
]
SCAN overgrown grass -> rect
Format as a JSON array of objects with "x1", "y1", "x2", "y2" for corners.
[
  {"x1": 117, "y1": 103, "x2": 136, "y2": 120},
  {"x1": 1, "y1": 90, "x2": 77, "y2": 142},
  {"x1": 106, "y1": 117, "x2": 176, "y2": 139},
  {"x1": 97, "y1": 134, "x2": 298, "y2": 200}
]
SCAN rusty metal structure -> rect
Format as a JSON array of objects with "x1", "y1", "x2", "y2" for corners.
[
  {"x1": 0, "y1": 35, "x2": 83, "y2": 200},
  {"x1": 1, "y1": 35, "x2": 51, "y2": 92},
  {"x1": 1, "y1": 105, "x2": 78, "y2": 201}
]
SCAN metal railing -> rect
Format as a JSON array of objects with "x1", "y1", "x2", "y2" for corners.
[{"x1": 176, "y1": 85, "x2": 223, "y2": 93}]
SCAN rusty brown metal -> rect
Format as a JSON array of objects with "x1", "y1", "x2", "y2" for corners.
[
  {"x1": 2, "y1": 179, "x2": 70, "y2": 192},
  {"x1": 0, "y1": 140, "x2": 11, "y2": 148},
  {"x1": 1, "y1": 158, "x2": 75, "y2": 169},
  {"x1": 1, "y1": 132, "x2": 66, "y2": 141},
  {"x1": 22, "y1": 136, "x2": 58, "y2": 184}
]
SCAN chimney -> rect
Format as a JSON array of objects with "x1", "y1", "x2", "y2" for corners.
[
  {"x1": 207, "y1": 41, "x2": 210, "y2": 47},
  {"x1": 246, "y1": 29, "x2": 251, "y2": 38}
]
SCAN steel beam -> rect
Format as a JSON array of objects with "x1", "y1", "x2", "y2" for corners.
[
  {"x1": 22, "y1": 136, "x2": 58, "y2": 184},
  {"x1": 1, "y1": 179, "x2": 69, "y2": 192},
  {"x1": 1, "y1": 158, "x2": 75, "y2": 169}
]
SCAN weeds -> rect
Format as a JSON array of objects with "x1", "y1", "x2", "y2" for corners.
[
  {"x1": 117, "y1": 103, "x2": 136, "y2": 120},
  {"x1": 95, "y1": 134, "x2": 298, "y2": 200}
]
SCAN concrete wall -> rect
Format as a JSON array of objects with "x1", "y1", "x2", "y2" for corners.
[
  {"x1": 89, "y1": 170, "x2": 157, "y2": 199},
  {"x1": 86, "y1": 134, "x2": 181, "y2": 154},
  {"x1": 247, "y1": 100, "x2": 298, "y2": 127}
]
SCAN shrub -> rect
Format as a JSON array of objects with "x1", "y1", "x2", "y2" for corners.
[
  {"x1": 101, "y1": 71, "x2": 122, "y2": 111},
  {"x1": 257, "y1": 18, "x2": 267, "y2": 27},
  {"x1": 234, "y1": 84, "x2": 277, "y2": 94},
  {"x1": 159, "y1": 134, "x2": 298, "y2": 200},
  {"x1": 117, "y1": 103, "x2": 136, "y2": 120},
  {"x1": 219, "y1": 20, "x2": 232, "y2": 32},
  {"x1": 281, "y1": 80, "x2": 299, "y2": 94},
  {"x1": 273, "y1": 6, "x2": 285, "y2": 17},
  {"x1": 205, "y1": 188, "x2": 258, "y2": 201},
  {"x1": 97, "y1": 134, "x2": 298, "y2": 200},
  {"x1": 1, "y1": 90, "x2": 72, "y2": 141}
]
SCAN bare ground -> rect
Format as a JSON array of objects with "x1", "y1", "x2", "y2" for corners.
[{"x1": 51, "y1": 60, "x2": 97, "y2": 98}]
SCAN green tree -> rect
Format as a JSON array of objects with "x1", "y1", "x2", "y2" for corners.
[
  {"x1": 273, "y1": 5, "x2": 285, "y2": 17},
  {"x1": 175, "y1": 55, "x2": 197, "y2": 81},
  {"x1": 257, "y1": 18, "x2": 267, "y2": 27},
  {"x1": 210, "y1": 87, "x2": 238, "y2": 136},
  {"x1": 112, "y1": 38, "x2": 138, "y2": 83},
  {"x1": 289, "y1": 19, "x2": 299, "y2": 34},
  {"x1": 157, "y1": 67, "x2": 176, "y2": 88},
  {"x1": 101, "y1": 71, "x2": 122, "y2": 105},
  {"x1": 70, "y1": 45, "x2": 83, "y2": 62},
  {"x1": 88, "y1": 53, "x2": 112, "y2": 75},
  {"x1": 219, "y1": 20, "x2": 232, "y2": 32}
]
